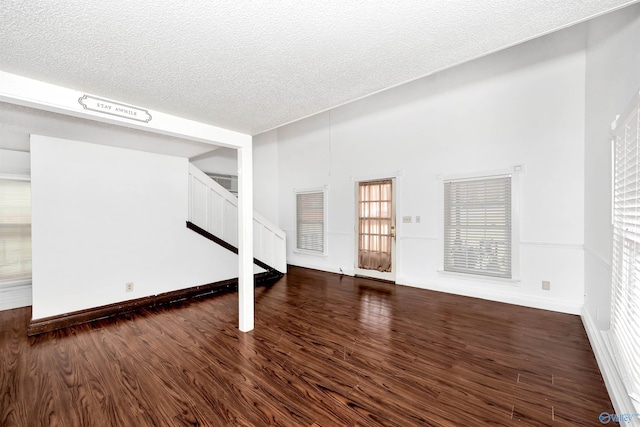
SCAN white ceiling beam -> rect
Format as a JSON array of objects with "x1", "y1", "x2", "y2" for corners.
[{"x1": 0, "y1": 71, "x2": 250, "y2": 149}]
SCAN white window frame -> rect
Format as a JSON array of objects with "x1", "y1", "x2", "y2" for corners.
[
  {"x1": 294, "y1": 187, "x2": 328, "y2": 256},
  {"x1": 438, "y1": 168, "x2": 521, "y2": 282},
  {"x1": 610, "y1": 91, "x2": 640, "y2": 408},
  {"x1": 0, "y1": 173, "x2": 32, "y2": 289}
]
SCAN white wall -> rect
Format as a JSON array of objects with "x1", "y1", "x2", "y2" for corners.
[
  {"x1": 0, "y1": 149, "x2": 30, "y2": 176},
  {"x1": 260, "y1": 22, "x2": 589, "y2": 314},
  {"x1": 582, "y1": 4, "x2": 640, "y2": 418},
  {"x1": 30, "y1": 135, "x2": 239, "y2": 319},
  {"x1": 191, "y1": 147, "x2": 239, "y2": 176},
  {"x1": 584, "y1": 3, "x2": 640, "y2": 330},
  {"x1": 253, "y1": 130, "x2": 279, "y2": 224}
]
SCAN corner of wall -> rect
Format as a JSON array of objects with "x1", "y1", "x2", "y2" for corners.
[{"x1": 581, "y1": 308, "x2": 640, "y2": 423}]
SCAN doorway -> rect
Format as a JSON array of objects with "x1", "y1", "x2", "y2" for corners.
[{"x1": 354, "y1": 178, "x2": 396, "y2": 282}]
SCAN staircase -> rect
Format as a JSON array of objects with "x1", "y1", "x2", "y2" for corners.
[{"x1": 187, "y1": 163, "x2": 287, "y2": 284}]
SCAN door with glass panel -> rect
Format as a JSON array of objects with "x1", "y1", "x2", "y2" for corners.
[{"x1": 354, "y1": 179, "x2": 396, "y2": 281}]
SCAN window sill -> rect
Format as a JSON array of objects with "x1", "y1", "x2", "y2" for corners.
[
  {"x1": 0, "y1": 278, "x2": 32, "y2": 289},
  {"x1": 437, "y1": 270, "x2": 520, "y2": 285}
]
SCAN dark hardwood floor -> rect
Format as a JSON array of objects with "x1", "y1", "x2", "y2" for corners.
[{"x1": 1, "y1": 266, "x2": 612, "y2": 426}]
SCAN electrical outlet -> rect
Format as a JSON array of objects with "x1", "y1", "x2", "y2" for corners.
[
  {"x1": 126, "y1": 282, "x2": 134, "y2": 292},
  {"x1": 402, "y1": 216, "x2": 412, "y2": 223},
  {"x1": 542, "y1": 280, "x2": 550, "y2": 291}
]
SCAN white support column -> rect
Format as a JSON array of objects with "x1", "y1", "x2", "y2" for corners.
[{"x1": 237, "y1": 144, "x2": 254, "y2": 332}]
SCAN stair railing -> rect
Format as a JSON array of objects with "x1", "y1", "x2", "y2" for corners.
[{"x1": 188, "y1": 163, "x2": 287, "y2": 273}]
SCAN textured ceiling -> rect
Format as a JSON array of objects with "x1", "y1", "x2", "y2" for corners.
[{"x1": 0, "y1": 1, "x2": 637, "y2": 136}]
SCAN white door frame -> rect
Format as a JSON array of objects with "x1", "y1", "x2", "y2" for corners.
[{"x1": 353, "y1": 177, "x2": 396, "y2": 282}]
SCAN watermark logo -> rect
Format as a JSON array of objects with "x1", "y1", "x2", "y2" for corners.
[{"x1": 600, "y1": 412, "x2": 640, "y2": 424}]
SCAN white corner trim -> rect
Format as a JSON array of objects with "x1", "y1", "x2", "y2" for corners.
[
  {"x1": 581, "y1": 308, "x2": 640, "y2": 425},
  {"x1": 585, "y1": 246, "x2": 613, "y2": 269}
]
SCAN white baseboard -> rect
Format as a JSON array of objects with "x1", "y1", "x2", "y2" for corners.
[
  {"x1": 396, "y1": 274, "x2": 582, "y2": 314},
  {"x1": 581, "y1": 308, "x2": 640, "y2": 425},
  {"x1": 287, "y1": 261, "x2": 353, "y2": 276},
  {"x1": 0, "y1": 281, "x2": 32, "y2": 311},
  {"x1": 286, "y1": 264, "x2": 582, "y2": 314}
]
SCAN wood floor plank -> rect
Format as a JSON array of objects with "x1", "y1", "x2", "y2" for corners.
[{"x1": 0, "y1": 266, "x2": 613, "y2": 426}]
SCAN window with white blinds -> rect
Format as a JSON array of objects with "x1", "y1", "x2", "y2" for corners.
[
  {"x1": 0, "y1": 178, "x2": 31, "y2": 283},
  {"x1": 443, "y1": 176, "x2": 512, "y2": 279},
  {"x1": 296, "y1": 190, "x2": 326, "y2": 254},
  {"x1": 611, "y1": 98, "x2": 640, "y2": 404}
]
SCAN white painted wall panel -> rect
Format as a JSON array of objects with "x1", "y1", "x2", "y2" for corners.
[
  {"x1": 272, "y1": 23, "x2": 588, "y2": 313},
  {"x1": 191, "y1": 177, "x2": 208, "y2": 227},
  {"x1": 253, "y1": 130, "x2": 279, "y2": 224},
  {"x1": 224, "y1": 200, "x2": 238, "y2": 246},
  {"x1": 209, "y1": 191, "x2": 225, "y2": 238},
  {"x1": 30, "y1": 135, "x2": 239, "y2": 319}
]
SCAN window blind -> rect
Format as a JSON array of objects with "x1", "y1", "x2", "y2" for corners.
[
  {"x1": 0, "y1": 179, "x2": 31, "y2": 282},
  {"x1": 296, "y1": 191, "x2": 325, "y2": 253},
  {"x1": 611, "y1": 100, "x2": 640, "y2": 403},
  {"x1": 443, "y1": 176, "x2": 512, "y2": 279}
]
